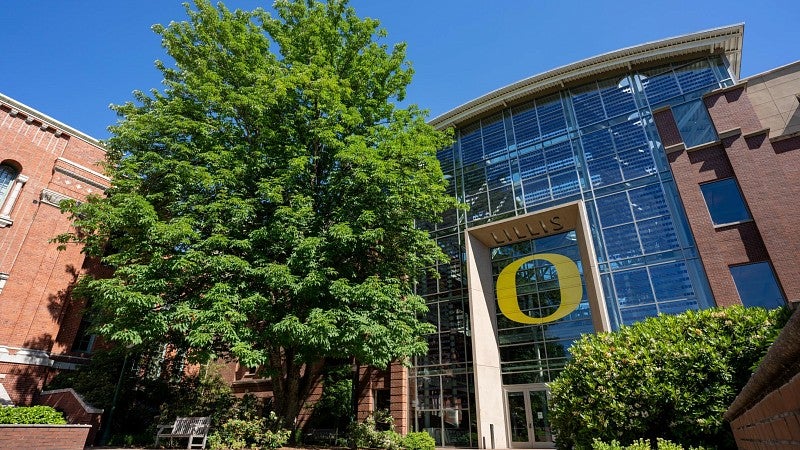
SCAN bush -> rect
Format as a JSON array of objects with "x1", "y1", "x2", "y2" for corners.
[
  {"x1": 207, "y1": 412, "x2": 290, "y2": 450},
  {"x1": 592, "y1": 438, "x2": 708, "y2": 450},
  {"x1": 349, "y1": 410, "x2": 403, "y2": 450},
  {"x1": 0, "y1": 405, "x2": 67, "y2": 424},
  {"x1": 402, "y1": 431, "x2": 436, "y2": 450},
  {"x1": 550, "y1": 306, "x2": 789, "y2": 449}
]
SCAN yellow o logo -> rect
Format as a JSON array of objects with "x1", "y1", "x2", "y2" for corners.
[{"x1": 496, "y1": 253, "x2": 583, "y2": 324}]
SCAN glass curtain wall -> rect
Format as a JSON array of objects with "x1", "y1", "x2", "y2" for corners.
[{"x1": 411, "y1": 55, "x2": 732, "y2": 446}]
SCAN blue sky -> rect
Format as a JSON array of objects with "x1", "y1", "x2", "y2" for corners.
[{"x1": 1, "y1": 1, "x2": 798, "y2": 140}]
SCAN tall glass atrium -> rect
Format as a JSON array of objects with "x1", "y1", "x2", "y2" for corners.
[{"x1": 412, "y1": 54, "x2": 735, "y2": 446}]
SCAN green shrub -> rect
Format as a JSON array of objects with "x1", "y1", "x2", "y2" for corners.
[
  {"x1": 592, "y1": 438, "x2": 708, "y2": 450},
  {"x1": 550, "y1": 306, "x2": 789, "y2": 449},
  {"x1": 207, "y1": 412, "x2": 290, "y2": 450},
  {"x1": 349, "y1": 410, "x2": 403, "y2": 450},
  {"x1": 0, "y1": 406, "x2": 67, "y2": 424},
  {"x1": 402, "y1": 431, "x2": 435, "y2": 450}
]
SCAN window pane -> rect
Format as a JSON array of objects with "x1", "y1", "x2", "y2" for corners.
[
  {"x1": 730, "y1": 262, "x2": 786, "y2": 309},
  {"x1": 599, "y1": 76, "x2": 637, "y2": 118},
  {"x1": 614, "y1": 268, "x2": 654, "y2": 307},
  {"x1": 700, "y1": 178, "x2": 751, "y2": 225},
  {"x1": 572, "y1": 83, "x2": 605, "y2": 127},
  {"x1": 596, "y1": 192, "x2": 632, "y2": 227},
  {"x1": 674, "y1": 59, "x2": 719, "y2": 96},
  {"x1": 459, "y1": 127, "x2": 482, "y2": 164},
  {"x1": 672, "y1": 100, "x2": 717, "y2": 147},
  {"x1": 481, "y1": 115, "x2": 507, "y2": 159},
  {"x1": 537, "y1": 95, "x2": 568, "y2": 139},
  {"x1": 0, "y1": 165, "x2": 18, "y2": 205},
  {"x1": 512, "y1": 102, "x2": 541, "y2": 147},
  {"x1": 642, "y1": 69, "x2": 681, "y2": 106}
]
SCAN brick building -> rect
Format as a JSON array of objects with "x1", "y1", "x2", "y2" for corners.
[{"x1": 0, "y1": 93, "x2": 108, "y2": 405}]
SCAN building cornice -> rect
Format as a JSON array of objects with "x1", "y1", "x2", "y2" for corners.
[
  {"x1": 0, "y1": 92, "x2": 104, "y2": 150},
  {"x1": 430, "y1": 24, "x2": 744, "y2": 130}
]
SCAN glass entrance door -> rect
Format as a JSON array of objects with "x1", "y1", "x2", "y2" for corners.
[{"x1": 505, "y1": 386, "x2": 554, "y2": 448}]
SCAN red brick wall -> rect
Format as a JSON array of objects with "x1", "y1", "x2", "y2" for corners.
[
  {"x1": 729, "y1": 372, "x2": 800, "y2": 448},
  {"x1": 0, "y1": 362, "x2": 52, "y2": 405},
  {"x1": 704, "y1": 86, "x2": 800, "y2": 304},
  {"x1": 0, "y1": 98, "x2": 108, "y2": 404},
  {"x1": 726, "y1": 306, "x2": 800, "y2": 448},
  {"x1": 653, "y1": 84, "x2": 800, "y2": 307},
  {"x1": 39, "y1": 388, "x2": 103, "y2": 446},
  {"x1": 0, "y1": 424, "x2": 90, "y2": 450}
]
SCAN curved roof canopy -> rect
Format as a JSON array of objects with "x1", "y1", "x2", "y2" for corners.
[{"x1": 430, "y1": 24, "x2": 743, "y2": 130}]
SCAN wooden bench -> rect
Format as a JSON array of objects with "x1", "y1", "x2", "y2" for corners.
[
  {"x1": 304, "y1": 427, "x2": 340, "y2": 445},
  {"x1": 155, "y1": 416, "x2": 211, "y2": 449}
]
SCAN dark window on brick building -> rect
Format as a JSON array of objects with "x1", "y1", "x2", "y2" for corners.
[
  {"x1": 700, "y1": 178, "x2": 751, "y2": 226},
  {"x1": 71, "y1": 316, "x2": 96, "y2": 354},
  {"x1": 730, "y1": 262, "x2": 786, "y2": 309},
  {"x1": 374, "y1": 388, "x2": 390, "y2": 412}
]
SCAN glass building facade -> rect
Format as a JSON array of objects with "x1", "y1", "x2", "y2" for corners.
[{"x1": 411, "y1": 55, "x2": 735, "y2": 446}]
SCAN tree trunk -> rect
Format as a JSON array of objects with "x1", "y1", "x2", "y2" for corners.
[{"x1": 268, "y1": 347, "x2": 324, "y2": 432}]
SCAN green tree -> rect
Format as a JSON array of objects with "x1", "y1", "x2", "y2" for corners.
[
  {"x1": 57, "y1": 0, "x2": 455, "y2": 427},
  {"x1": 548, "y1": 306, "x2": 789, "y2": 449}
]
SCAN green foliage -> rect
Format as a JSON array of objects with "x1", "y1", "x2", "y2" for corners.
[
  {"x1": 47, "y1": 350, "x2": 245, "y2": 444},
  {"x1": 402, "y1": 431, "x2": 436, "y2": 450},
  {"x1": 550, "y1": 306, "x2": 789, "y2": 449},
  {"x1": 349, "y1": 410, "x2": 402, "y2": 450},
  {"x1": 592, "y1": 438, "x2": 708, "y2": 450},
  {"x1": 0, "y1": 406, "x2": 67, "y2": 424},
  {"x1": 56, "y1": 0, "x2": 457, "y2": 427},
  {"x1": 207, "y1": 412, "x2": 290, "y2": 450},
  {"x1": 156, "y1": 362, "x2": 247, "y2": 429},
  {"x1": 46, "y1": 349, "x2": 123, "y2": 410},
  {"x1": 307, "y1": 361, "x2": 353, "y2": 430}
]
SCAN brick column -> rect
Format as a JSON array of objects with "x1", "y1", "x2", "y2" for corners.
[{"x1": 389, "y1": 361, "x2": 409, "y2": 434}]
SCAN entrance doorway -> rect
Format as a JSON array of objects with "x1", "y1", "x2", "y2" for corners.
[{"x1": 505, "y1": 385, "x2": 554, "y2": 448}]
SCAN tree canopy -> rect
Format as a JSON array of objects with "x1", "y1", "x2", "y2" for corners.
[{"x1": 59, "y1": 0, "x2": 456, "y2": 425}]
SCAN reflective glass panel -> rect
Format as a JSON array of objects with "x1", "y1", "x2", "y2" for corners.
[
  {"x1": 730, "y1": 262, "x2": 786, "y2": 309},
  {"x1": 507, "y1": 392, "x2": 529, "y2": 443},
  {"x1": 672, "y1": 100, "x2": 717, "y2": 147},
  {"x1": 700, "y1": 178, "x2": 751, "y2": 225}
]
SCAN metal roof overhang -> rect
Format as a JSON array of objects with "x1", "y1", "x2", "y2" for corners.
[{"x1": 429, "y1": 24, "x2": 744, "y2": 130}]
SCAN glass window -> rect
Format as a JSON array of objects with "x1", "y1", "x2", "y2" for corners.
[
  {"x1": 481, "y1": 115, "x2": 507, "y2": 158},
  {"x1": 641, "y1": 69, "x2": 681, "y2": 106},
  {"x1": 571, "y1": 83, "x2": 605, "y2": 127},
  {"x1": 71, "y1": 315, "x2": 96, "y2": 353},
  {"x1": 674, "y1": 59, "x2": 719, "y2": 96},
  {"x1": 700, "y1": 178, "x2": 751, "y2": 225},
  {"x1": 459, "y1": 127, "x2": 482, "y2": 165},
  {"x1": 599, "y1": 76, "x2": 637, "y2": 119},
  {"x1": 730, "y1": 262, "x2": 786, "y2": 309},
  {"x1": 0, "y1": 164, "x2": 18, "y2": 206},
  {"x1": 512, "y1": 102, "x2": 541, "y2": 147},
  {"x1": 672, "y1": 100, "x2": 717, "y2": 147}
]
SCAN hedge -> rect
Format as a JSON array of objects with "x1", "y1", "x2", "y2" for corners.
[
  {"x1": 0, "y1": 405, "x2": 67, "y2": 424},
  {"x1": 549, "y1": 306, "x2": 789, "y2": 449}
]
